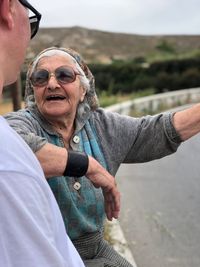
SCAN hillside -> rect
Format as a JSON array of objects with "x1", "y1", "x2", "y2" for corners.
[{"x1": 26, "y1": 26, "x2": 200, "y2": 65}]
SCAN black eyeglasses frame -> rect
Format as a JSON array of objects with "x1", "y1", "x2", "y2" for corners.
[{"x1": 18, "y1": 0, "x2": 41, "y2": 39}]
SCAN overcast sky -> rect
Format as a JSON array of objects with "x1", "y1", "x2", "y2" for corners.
[{"x1": 31, "y1": 0, "x2": 199, "y2": 35}]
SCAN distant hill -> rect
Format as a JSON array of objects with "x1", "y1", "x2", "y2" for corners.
[{"x1": 26, "y1": 26, "x2": 200, "y2": 65}]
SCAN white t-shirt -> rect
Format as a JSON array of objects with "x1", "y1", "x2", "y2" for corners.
[{"x1": 0, "y1": 116, "x2": 85, "y2": 267}]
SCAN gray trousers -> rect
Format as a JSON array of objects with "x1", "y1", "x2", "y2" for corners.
[{"x1": 72, "y1": 230, "x2": 133, "y2": 267}]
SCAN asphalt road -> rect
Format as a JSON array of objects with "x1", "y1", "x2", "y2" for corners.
[{"x1": 116, "y1": 134, "x2": 200, "y2": 267}]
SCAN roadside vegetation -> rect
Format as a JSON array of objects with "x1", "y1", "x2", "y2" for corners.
[
  {"x1": 89, "y1": 55, "x2": 200, "y2": 97},
  {"x1": 98, "y1": 88, "x2": 155, "y2": 108}
]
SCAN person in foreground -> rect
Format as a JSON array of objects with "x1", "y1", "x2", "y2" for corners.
[
  {"x1": 6, "y1": 45, "x2": 200, "y2": 267},
  {"x1": 0, "y1": 1, "x2": 120, "y2": 267}
]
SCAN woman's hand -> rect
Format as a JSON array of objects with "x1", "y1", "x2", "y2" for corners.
[
  {"x1": 86, "y1": 156, "x2": 120, "y2": 221},
  {"x1": 36, "y1": 144, "x2": 120, "y2": 220}
]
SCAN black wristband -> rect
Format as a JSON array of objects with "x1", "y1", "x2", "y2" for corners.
[{"x1": 63, "y1": 151, "x2": 89, "y2": 177}]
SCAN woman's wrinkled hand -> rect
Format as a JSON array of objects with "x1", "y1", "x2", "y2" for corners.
[{"x1": 86, "y1": 156, "x2": 120, "y2": 221}]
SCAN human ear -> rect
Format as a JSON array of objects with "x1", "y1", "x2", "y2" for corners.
[
  {"x1": 80, "y1": 86, "x2": 87, "y2": 102},
  {"x1": 0, "y1": 0, "x2": 14, "y2": 30}
]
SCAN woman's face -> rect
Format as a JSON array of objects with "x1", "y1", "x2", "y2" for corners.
[{"x1": 32, "y1": 55, "x2": 86, "y2": 121}]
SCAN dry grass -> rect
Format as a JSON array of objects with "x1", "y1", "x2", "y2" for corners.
[
  {"x1": 0, "y1": 99, "x2": 24, "y2": 115},
  {"x1": 0, "y1": 100, "x2": 14, "y2": 115}
]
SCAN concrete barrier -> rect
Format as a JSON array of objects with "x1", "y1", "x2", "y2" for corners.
[{"x1": 106, "y1": 87, "x2": 200, "y2": 115}]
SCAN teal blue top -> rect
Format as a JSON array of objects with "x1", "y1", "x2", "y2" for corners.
[
  {"x1": 47, "y1": 119, "x2": 107, "y2": 240},
  {"x1": 23, "y1": 108, "x2": 107, "y2": 240}
]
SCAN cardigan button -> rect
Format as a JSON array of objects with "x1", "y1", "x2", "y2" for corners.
[
  {"x1": 73, "y1": 135, "x2": 80, "y2": 144},
  {"x1": 73, "y1": 182, "x2": 81, "y2": 190}
]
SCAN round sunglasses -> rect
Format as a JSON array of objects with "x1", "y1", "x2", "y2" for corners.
[{"x1": 30, "y1": 66, "x2": 83, "y2": 87}]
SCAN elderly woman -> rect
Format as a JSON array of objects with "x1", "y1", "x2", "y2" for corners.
[{"x1": 5, "y1": 46, "x2": 200, "y2": 267}]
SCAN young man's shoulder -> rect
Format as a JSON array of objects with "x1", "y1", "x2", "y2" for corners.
[
  {"x1": 0, "y1": 116, "x2": 85, "y2": 267},
  {"x1": 0, "y1": 115, "x2": 44, "y2": 178}
]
